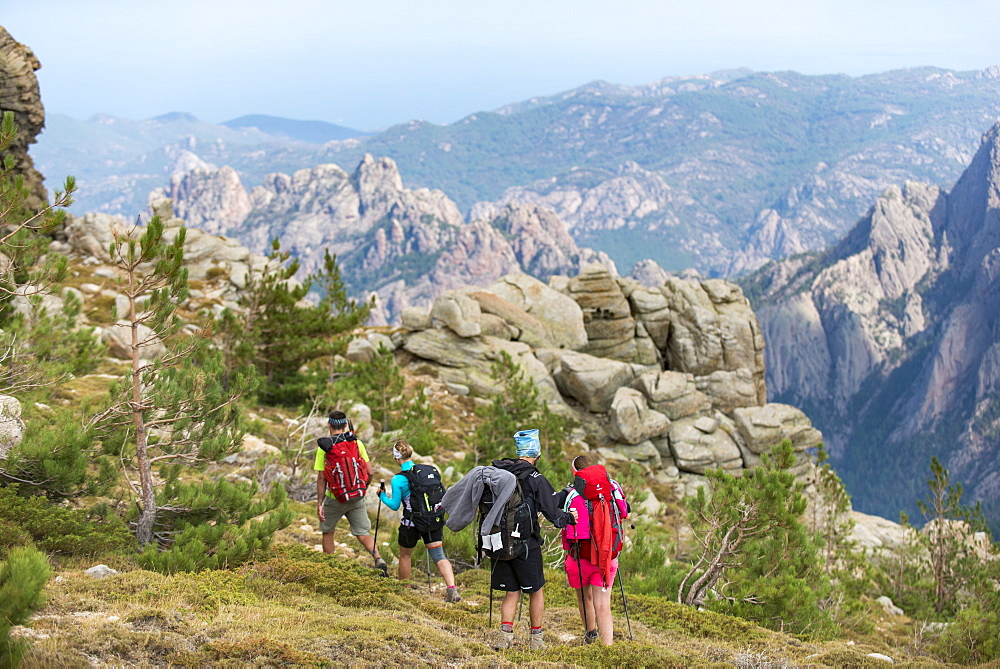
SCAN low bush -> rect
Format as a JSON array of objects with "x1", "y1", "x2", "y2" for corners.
[{"x1": 0, "y1": 485, "x2": 133, "y2": 557}]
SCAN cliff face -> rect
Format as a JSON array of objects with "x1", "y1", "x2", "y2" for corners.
[
  {"x1": 749, "y1": 122, "x2": 1000, "y2": 525},
  {"x1": 158, "y1": 155, "x2": 615, "y2": 324},
  {"x1": 0, "y1": 26, "x2": 47, "y2": 210}
]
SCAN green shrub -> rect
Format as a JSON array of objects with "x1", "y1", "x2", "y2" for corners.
[
  {"x1": 0, "y1": 485, "x2": 133, "y2": 557},
  {"x1": 0, "y1": 546, "x2": 51, "y2": 666},
  {"x1": 931, "y1": 604, "x2": 1000, "y2": 664},
  {"x1": 0, "y1": 520, "x2": 34, "y2": 558}
]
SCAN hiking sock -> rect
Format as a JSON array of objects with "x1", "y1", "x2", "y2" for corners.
[
  {"x1": 530, "y1": 626, "x2": 542, "y2": 634},
  {"x1": 501, "y1": 622, "x2": 513, "y2": 633}
]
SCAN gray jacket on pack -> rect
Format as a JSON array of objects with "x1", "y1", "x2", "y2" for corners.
[{"x1": 440, "y1": 465, "x2": 516, "y2": 535}]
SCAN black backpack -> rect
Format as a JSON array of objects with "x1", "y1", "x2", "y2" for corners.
[
  {"x1": 478, "y1": 470, "x2": 537, "y2": 561},
  {"x1": 402, "y1": 464, "x2": 447, "y2": 532}
]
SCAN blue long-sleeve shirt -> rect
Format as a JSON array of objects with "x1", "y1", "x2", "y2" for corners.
[{"x1": 379, "y1": 460, "x2": 414, "y2": 511}]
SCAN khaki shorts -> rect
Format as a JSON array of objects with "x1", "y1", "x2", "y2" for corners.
[{"x1": 319, "y1": 496, "x2": 371, "y2": 536}]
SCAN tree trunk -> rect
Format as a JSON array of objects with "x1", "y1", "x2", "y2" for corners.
[{"x1": 128, "y1": 286, "x2": 157, "y2": 547}]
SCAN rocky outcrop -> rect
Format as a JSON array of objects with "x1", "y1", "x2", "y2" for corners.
[
  {"x1": 0, "y1": 394, "x2": 24, "y2": 460},
  {"x1": 486, "y1": 274, "x2": 588, "y2": 350},
  {"x1": 399, "y1": 270, "x2": 822, "y2": 491},
  {"x1": 568, "y1": 264, "x2": 642, "y2": 362},
  {"x1": 751, "y1": 121, "x2": 1000, "y2": 522},
  {"x1": 0, "y1": 27, "x2": 46, "y2": 210}
]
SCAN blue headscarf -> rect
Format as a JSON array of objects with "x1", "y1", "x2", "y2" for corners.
[{"x1": 514, "y1": 429, "x2": 541, "y2": 458}]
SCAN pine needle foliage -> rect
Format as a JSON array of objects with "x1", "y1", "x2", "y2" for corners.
[
  {"x1": 0, "y1": 484, "x2": 132, "y2": 557},
  {"x1": 916, "y1": 456, "x2": 991, "y2": 616},
  {"x1": 0, "y1": 546, "x2": 50, "y2": 667},
  {"x1": 680, "y1": 441, "x2": 835, "y2": 637},
  {"x1": 136, "y1": 477, "x2": 292, "y2": 574},
  {"x1": 0, "y1": 110, "x2": 85, "y2": 397},
  {"x1": 0, "y1": 111, "x2": 75, "y2": 319},
  {"x1": 93, "y1": 219, "x2": 288, "y2": 569},
  {"x1": 218, "y1": 241, "x2": 371, "y2": 406}
]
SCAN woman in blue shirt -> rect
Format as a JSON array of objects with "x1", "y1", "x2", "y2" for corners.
[{"x1": 379, "y1": 440, "x2": 461, "y2": 602}]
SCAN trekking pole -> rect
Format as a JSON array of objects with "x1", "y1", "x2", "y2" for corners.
[
  {"x1": 574, "y1": 541, "x2": 589, "y2": 642},
  {"x1": 425, "y1": 547, "x2": 432, "y2": 593},
  {"x1": 372, "y1": 480, "x2": 385, "y2": 567},
  {"x1": 610, "y1": 497, "x2": 634, "y2": 641}
]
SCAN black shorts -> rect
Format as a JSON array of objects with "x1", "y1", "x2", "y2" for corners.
[
  {"x1": 398, "y1": 523, "x2": 444, "y2": 549},
  {"x1": 490, "y1": 547, "x2": 545, "y2": 593}
]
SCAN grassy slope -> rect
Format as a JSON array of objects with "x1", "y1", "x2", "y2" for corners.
[{"x1": 13, "y1": 510, "x2": 946, "y2": 668}]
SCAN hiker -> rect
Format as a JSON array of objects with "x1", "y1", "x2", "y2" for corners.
[
  {"x1": 378, "y1": 439, "x2": 462, "y2": 602},
  {"x1": 488, "y1": 429, "x2": 578, "y2": 650},
  {"x1": 315, "y1": 410, "x2": 387, "y2": 576},
  {"x1": 561, "y1": 453, "x2": 630, "y2": 645}
]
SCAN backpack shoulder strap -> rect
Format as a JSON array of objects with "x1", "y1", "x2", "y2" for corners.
[{"x1": 562, "y1": 488, "x2": 580, "y2": 513}]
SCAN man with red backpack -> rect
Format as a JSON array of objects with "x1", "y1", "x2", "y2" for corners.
[
  {"x1": 315, "y1": 410, "x2": 387, "y2": 575},
  {"x1": 561, "y1": 454, "x2": 630, "y2": 645}
]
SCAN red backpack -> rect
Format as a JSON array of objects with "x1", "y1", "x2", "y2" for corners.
[
  {"x1": 568, "y1": 464, "x2": 626, "y2": 586},
  {"x1": 318, "y1": 433, "x2": 370, "y2": 502}
]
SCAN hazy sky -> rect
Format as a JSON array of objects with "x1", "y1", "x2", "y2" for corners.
[{"x1": 5, "y1": 0, "x2": 999, "y2": 131}]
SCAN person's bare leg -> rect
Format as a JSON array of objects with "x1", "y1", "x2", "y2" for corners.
[
  {"x1": 427, "y1": 541, "x2": 456, "y2": 587},
  {"x1": 594, "y1": 585, "x2": 614, "y2": 644},
  {"x1": 322, "y1": 532, "x2": 335, "y2": 554},
  {"x1": 501, "y1": 591, "x2": 520, "y2": 622},
  {"x1": 528, "y1": 589, "x2": 545, "y2": 628},
  {"x1": 355, "y1": 534, "x2": 381, "y2": 560},
  {"x1": 397, "y1": 546, "x2": 413, "y2": 580},
  {"x1": 583, "y1": 585, "x2": 597, "y2": 631}
]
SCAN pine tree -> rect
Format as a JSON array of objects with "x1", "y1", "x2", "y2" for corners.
[
  {"x1": 219, "y1": 242, "x2": 370, "y2": 406},
  {"x1": 0, "y1": 546, "x2": 51, "y2": 666},
  {"x1": 0, "y1": 111, "x2": 110, "y2": 498},
  {"x1": 679, "y1": 441, "x2": 833, "y2": 635},
  {"x1": 0, "y1": 110, "x2": 81, "y2": 394},
  {"x1": 917, "y1": 456, "x2": 988, "y2": 615},
  {"x1": 810, "y1": 444, "x2": 856, "y2": 573},
  {"x1": 93, "y1": 220, "x2": 290, "y2": 567}
]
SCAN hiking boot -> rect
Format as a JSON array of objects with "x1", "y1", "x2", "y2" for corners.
[
  {"x1": 491, "y1": 629, "x2": 515, "y2": 650},
  {"x1": 444, "y1": 587, "x2": 461, "y2": 603},
  {"x1": 584, "y1": 629, "x2": 599, "y2": 645},
  {"x1": 528, "y1": 630, "x2": 544, "y2": 650},
  {"x1": 373, "y1": 557, "x2": 389, "y2": 577}
]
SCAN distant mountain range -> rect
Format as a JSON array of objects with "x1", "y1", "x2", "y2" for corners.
[
  {"x1": 220, "y1": 114, "x2": 368, "y2": 143},
  {"x1": 34, "y1": 67, "x2": 1000, "y2": 276}
]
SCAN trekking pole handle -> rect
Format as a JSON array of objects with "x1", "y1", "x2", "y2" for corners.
[{"x1": 378, "y1": 479, "x2": 386, "y2": 492}]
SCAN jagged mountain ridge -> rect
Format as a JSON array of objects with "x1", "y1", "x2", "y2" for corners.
[
  {"x1": 32, "y1": 67, "x2": 1000, "y2": 275},
  {"x1": 154, "y1": 154, "x2": 615, "y2": 324},
  {"x1": 746, "y1": 121, "x2": 1000, "y2": 530}
]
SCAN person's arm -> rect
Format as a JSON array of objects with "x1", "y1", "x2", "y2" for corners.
[
  {"x1": 531, "y1": 473, "x2": 576, "y2": 528},
  {"x1": 314, "y1": 447, "x2": 327, "y2": 520},
  {"x1": 316, "y1": 472, "x2": 327, "y2": 521},
  {"x1": 379, "y1": 473, "x2": 407, "y2": 511}
]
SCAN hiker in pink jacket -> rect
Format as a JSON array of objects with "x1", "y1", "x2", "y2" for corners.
[{"x1": 561, "y1": 454, "x2": 629, "y2": 645}]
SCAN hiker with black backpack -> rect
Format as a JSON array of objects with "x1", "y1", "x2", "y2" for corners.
[
  {"x1": 378, "y1": 440, "x2": 461, "y2": 602},
  {"x1": 487, "y1": 429, "x2": 578, "y2": 650},
  {"x1": 561, "y1": 454, "x2": 630, "y2": 645},
  {"x1": 315, "y1": 410, "x2": 388, "y2": 576}
]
